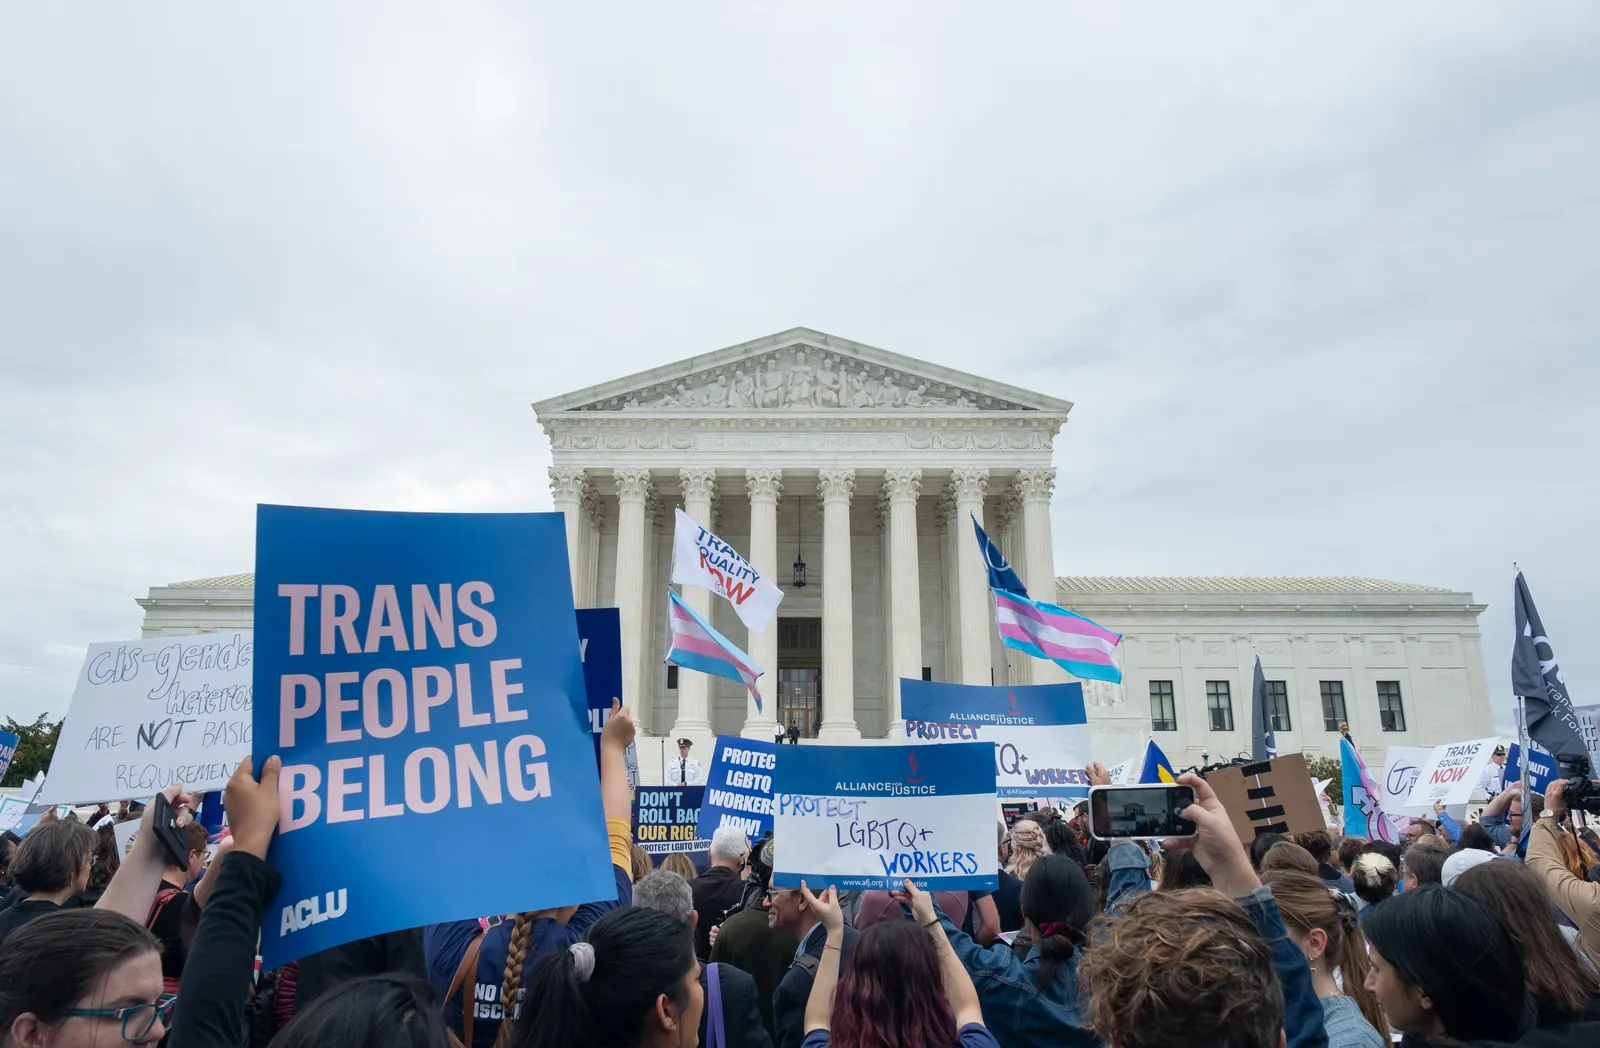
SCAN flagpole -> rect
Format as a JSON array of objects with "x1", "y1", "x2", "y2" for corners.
[{"x1": 1518, "y1": 693, "x2": 1531, "y2": 848}]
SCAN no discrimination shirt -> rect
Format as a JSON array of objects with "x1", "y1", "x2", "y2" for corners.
[{"x1": 424, "y1": 819, "x2": 634, "y2": 1046}]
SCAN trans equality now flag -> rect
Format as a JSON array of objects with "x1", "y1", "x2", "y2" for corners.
[
  {"x1": 671, "y1": 508, "x2": 784, "y2": 633},
  {"x1": 251, "y1": 506, "x2": 614, "y2": 967}
]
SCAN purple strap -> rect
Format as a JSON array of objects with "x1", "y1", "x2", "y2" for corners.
[{"x1": 707, "y1": 961, "x2": 725, "y2": 1048}]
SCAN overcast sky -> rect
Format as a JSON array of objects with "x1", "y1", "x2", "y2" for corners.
[{"x1": 3, "y1": 5, "x2": 1596, "y2": 737}]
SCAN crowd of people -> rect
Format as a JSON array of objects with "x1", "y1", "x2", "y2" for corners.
[{"x1": 2, "y1": 708, "x2": 1599, "y2": 1048}]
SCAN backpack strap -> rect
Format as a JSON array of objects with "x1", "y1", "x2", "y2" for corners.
[
  {"x1": 706, "y1": 962, "x2": 726, "y2": 1048},
  {"x1": 444, "y1": 932, "x2": 485, "y2": 1048},
  {"x1": 790, "y1": 952, "x2": 820, "y2": 978},
  {"x1": 144, "y1": 887, "x2": 182, "y2": 930}
]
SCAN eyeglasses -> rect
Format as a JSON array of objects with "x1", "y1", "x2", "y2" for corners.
[
  {"x1": 764, "y1": 888, "x2": 795, "y2": 902},
  {"x1": 65, "y1": 994, "x2": 176, "y2": 1042}
]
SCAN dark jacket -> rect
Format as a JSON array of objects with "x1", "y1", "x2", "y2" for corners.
[
  {"x1": 0, "y1": 898, "x2": 62, "y2": 948},
  {"x1": 711, "y1": 905, "x2": 798, "y2": 1042},
  {"x1": 692, "y1": 865, "x2": 748, "y2": 959},
  {"x1": 1459, "y1": 1022, "x2": 1600, "y2": 1048},
  {"x1": 772, "y1": 923, "x2": 859, "y2": 1048},
  {"x1": 168, "y1": 851, "x2": 283, "y2": 1048},
  {"x1": 701, "y1": 961, "x2": 773, "y2": 1048},
  {"x1": 295, "y1": 928, "x2": 427, "y2": 1009}
]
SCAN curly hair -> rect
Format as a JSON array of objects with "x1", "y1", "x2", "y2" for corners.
[{"x1": 1080, "y1": 888, "x2": 1282, "y2": 1048}]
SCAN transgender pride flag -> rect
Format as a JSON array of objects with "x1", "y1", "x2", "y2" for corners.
[
  {"x1": 992, "y1": 589, "x2": 1123, "y2": 684},
  {"x1": 666, "y1": 589, "x2": 764, "y2": 709}
]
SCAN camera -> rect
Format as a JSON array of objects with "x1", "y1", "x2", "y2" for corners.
[{"x1": 1557, "y1": 754, "x2": 1600, "y2": 816}]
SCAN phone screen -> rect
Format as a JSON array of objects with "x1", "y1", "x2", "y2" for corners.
[{"x1": 1088, "y1": 785, "x2": 1197, "y2": 841}]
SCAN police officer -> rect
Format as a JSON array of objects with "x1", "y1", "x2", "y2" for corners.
[{"x1": 671, "y1": 738, "x2": 702, "y2": 785}]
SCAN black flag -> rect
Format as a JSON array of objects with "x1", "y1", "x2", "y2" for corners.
[
  {"x1": 1512, "y1": 571, "x2": 1585, "y2": 759},
  {"x1": 1250, "y1": 654, "x2": 1276, "y2": 761}
]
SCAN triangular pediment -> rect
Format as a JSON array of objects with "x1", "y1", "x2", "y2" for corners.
[{"x1": 532, "y1": 327, "x2": 1072, "y2": 416}]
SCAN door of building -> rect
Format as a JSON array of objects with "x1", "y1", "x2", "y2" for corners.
[{"x1": 777, "y1": 617, "x2": 822, "y2": 738}]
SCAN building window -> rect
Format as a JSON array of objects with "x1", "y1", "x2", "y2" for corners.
[
  {"x1": 1377, "y1": 681, "x2": 1407, "y2": 732},
  {"x1": 1267, "y1": 680, "x2": 1292, "y2": 732},
  {"x1": 1150, "y1": 681, "x2": 1177, "y2": 731},
  {"x1": 1206, "y1": 681, "x2": 1234, "y2": 732},
  {"x1": 666, "y1": 665, "x2": 678, "y2": 690},
  {"x1": 1320, "y1": 681, "x2": 1347, "y2": 731},
  {"x1": 921, "y1": 666, "x2": 933, "y2": 681}
]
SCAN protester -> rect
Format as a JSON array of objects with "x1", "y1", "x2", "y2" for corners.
[
  {"x1": 1349, "y1": 852, "x2": 1398, "y2": 920},
  {"x1": 660, "y1": 853, "x2": 697, "y2": 882},
  {"x1": 1336, "y1": 836, "x2": 1365, "y2": 880},
  {"x1": 920, "y1": 854, "x2": 1099, "y2": 1046},
  {"x1": 1005, "y1": 820, "x2": 1049, "y2": 881},
  {"x1": 293, "y1": 928, "x2": 429, "y2": 1013},
  {"x1": 272, "y1": 976, "x2": 452, "y2": 1048},
  {"x1": 425, "y1": 701, "x2": 639, "y2": 1047},
  {"x1": 1295, "y1": 831, "x2": 1356, "y2": 895},
  {"x1": 1453, "y1": 858, "x2": 1600, "y2": 1028},
  {"x1": 634, "y1": 869, "x2": 771, "y2": 1048},
  {"x1": 68, "y1": 823, "x2": 121, "y2": 908},
  {"x1": 992, "y1": 824, "x2": 1025, "y2": 933},
  {"x1": 1361, "y1": 886, "x2": 1527, "y2": 1043},
  {"x1": 768, "y1": 878, "x2": 860, "y2": 1048},
  {"x1": 1154, "y1": 849, "x2": 1210, "y2": 892},
  {"x1": 711, "y1": 834, "x2": 797, "y2": 1042},
  {"x1": 855, "y1": 888, "x2": 968, "y2": 931},
  {"x1": 142, "y1": 820, "x2": 209, "y2": 987},
  {"x1": 693, "y1": 827, "x2": 751, "y2": 960},
  {"x1": 0, "y1": 908, "x2": 173, "y2": 1047},
  {"x1": 0, "y1": 820, "x2": 96, "y2": 946},
  {"x1": 1399, "y1": 839, "x2": 1450, "y2": 890},
  {"x1": 506, "y1": 907, "x2": 702, "y2": 1048},
  {"x1": 0, "y1": 831, "x2": 21, "y2": 891},
  {"x1": 1456, "y1": 822, "x2": 1497, "y2": 853},
  {"x1": 1403, "y1": 820, "x2": 1439, "y2": 844},
  {"x1": 800, "y1": 882, "x2": 998, "y2": 1048},
  {"x1": 1525, "y1": 780, "x2": 1600, "y2": 965},
  {"x1": 1078, "y1": 772, "x2": 1328, "y2": 1048},
  {"x1": 1481, "y1": 783, "x2": 1542, "y2": 853},
  {"x1": 629, "y1": 844, "x2": 655, "y2": 885},
  {"x1": 1441, "y1": 848, "x2": 1496, "y2": 887},
  {"x1": 1260, "y1": 869, "x2": 1387, "y2": 1047},
  {"x1": 1249, "y1": 832, "x2": 1290, "y2": 873},
  {"x1": 1259, "y1": 842, "x2": 1318, "y2": 877}
]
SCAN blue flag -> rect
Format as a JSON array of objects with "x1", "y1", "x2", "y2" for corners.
[
  {"x1": 1138, "y1": 738, "x2": 1177, "y2": 784},
  {"x1": 972, "y1": 515, "x2": 1027, "y2": 596}
]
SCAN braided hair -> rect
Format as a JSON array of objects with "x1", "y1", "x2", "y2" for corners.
[{"x1": 489, "y1": 912, "x2": 540, "y2": 1048}]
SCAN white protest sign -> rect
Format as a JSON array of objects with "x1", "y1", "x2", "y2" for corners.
[
  {"x1": 902, "y1": 681, "x2": 1092, "y2": 799},
  {"x1": 114, "y1": 819, "x2": 141, "y2": 858},
  {"x1": 1404, "y1": 737, "x2": 1500, "y2": 808},
  {"x1": 671, "y1": 508, "x2": 785, "y2": 633},
  {"x1": 0, "y1": 797, "x2": 28, "y2": 833},
  {"x1": 39, "y1": 633, "x2": 253, "y2": 804},
  {"x1": 1106, "y1": 751, "x2": 1140, "y2": 786},
  {"x1": 1382, "y1": 746, "x2": 1434, "y2": 817}
]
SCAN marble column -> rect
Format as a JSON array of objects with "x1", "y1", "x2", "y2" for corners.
[
  {"x1": 938, "y1": 489, "x2": 962, "y2": 683},
  {"x1": 884, "y1": 469, "x2": 923, "y2": 735},
  {"x1": 994, "y1": 485, "x2": 1028, "y2": 685},
  {"x1": 548, "y1": 468, "x2": 587, "y2": 600},
  {"x1": 612, "y1": 469, "x2": 652, "y2": 717},
  {"x1": 578, "y1": 487, "x2": 604, "y2": 607},
  {"x1": 672, "y1": 469, "x2": 717, "y2": 740},
  {"x1": 950, "y1": 469, "x2": 991, "y2": 687},
  {"x1": 817, "y1": 468, "x2": 860, "y2": 740},
  {"x1": 1017, "y1": 467, "x2": 1067, "y2": 685},
  {"x1": 742, "y1": 469, "x2": 783, "y2": 739}
]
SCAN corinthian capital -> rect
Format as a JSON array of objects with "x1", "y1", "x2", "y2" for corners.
[
  {"x1": 947, "y1": 468, "x2": 989, "y2": 506},
  {"x1": 613, "y1": 468, "x2": 653, "y2": 504},
  {"x1": 817, "y1": 468, "x2": 856, "y2": 504},
  {"x1": 679, "y1": 468, "x2": 718, "y2": 505},
  {"x1": 882, "y1": 468, "x2": 922, "y2": 504},
  {"x1": 548, "y1": 467, "x2": 588, "y2": 505},
  {"x1": 1015, "y1": 467, "x2": 1056, "y2": 503},
  {"x1": 745, "y1": 468, "x2": 783, "y2": 504}
]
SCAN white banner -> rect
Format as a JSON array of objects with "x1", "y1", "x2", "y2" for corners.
[
  {"x1": 39, "y1": 633, "x2": 254, "y2": 804},
  {"x1": 671, "y1": 508, "x2": 784, "y2": 634},
  {"x1": 1382, "y1": 746, "x2": 1434, "y2": 818},
  {"x1": 1405, "y1": 736, "x2": 1500, "y2": 808}
]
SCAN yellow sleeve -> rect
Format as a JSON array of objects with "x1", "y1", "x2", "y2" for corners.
[{"x1": 607, "y1": 816, "x2": 633, "y2": 877}]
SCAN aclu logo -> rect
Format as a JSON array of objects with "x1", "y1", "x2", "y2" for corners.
[{"x1": 280, "y1": 889, "x2": 348, "y2": 936}]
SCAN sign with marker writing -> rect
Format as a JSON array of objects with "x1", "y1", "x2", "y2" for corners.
[
  {"x1": 901, "y1": 680, "x2": 1091, "y2": 799},
  {"x1": 251, "y1": 505, "x2": 613, "y2": 968},
  {"x1": 1404, "y1": 736, "x2": 1501, "y2": 808},
  {"x1": 771, "y1": 741, "x2": 998, "y2": 892},
  {"x1": 634, "y1": 786, "x2": 710, "y2": 855},
  {"x1": 38, "y1": 633, "x2": 254, "y2": 804},
  {"x1": 695, "y1": 736, "x2": 777, "y2": 841}
]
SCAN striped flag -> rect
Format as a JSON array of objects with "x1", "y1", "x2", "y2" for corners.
[
  {"x1": 992, "y1": 588, "x2": 1123, "y2": 683},
  {"x1": 666, "y1": 590, "x2": 764, "y2": 709}
]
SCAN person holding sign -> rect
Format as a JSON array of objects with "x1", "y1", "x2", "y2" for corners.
[{"x1": 799, "y1": 882, "x2": 997, "y2": 1048}]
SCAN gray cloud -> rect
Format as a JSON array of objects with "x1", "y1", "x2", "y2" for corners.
[{"x1": 3, "y1": 4, "x2": 1597, "y2": 738}]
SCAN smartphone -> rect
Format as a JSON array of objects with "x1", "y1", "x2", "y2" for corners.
[
  {"x1": 1087, "y1": 784, "x2": 1198, "y2": 841},
  {"x1": 148, "y1": 792, "x2": 193, "y2": 873}
]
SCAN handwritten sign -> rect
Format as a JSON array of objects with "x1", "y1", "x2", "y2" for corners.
[
  {"x1": 38, "y1": 633, "x2": 253, "y2": 804},
  {"x1": 634, "y1": 786, "x2": 710, "y2": 855},
  {"x1": 695, "y1": 737, "x2": 776, "y2": 841},
  {"x1": 770, "y1": 742, "x2": 998, "y2": 892},
  {"x1": 1404, "y1": 736, "x2": 1500, "y2": 808},
  {"x1": 901, "y1": 680, "x2": 1091, "y2": 799},
  {"x1": 251, "y1": 505, "x2": 614, "y2": 968}
]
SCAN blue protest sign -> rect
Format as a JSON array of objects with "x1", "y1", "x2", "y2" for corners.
[
  {"x1": 633, "y1": 786, "x2": 710, "y2": 856},
  {"x1": 251, "y1": 505, "x2": 613, "y2": 968},
  {"x1": 1505, "y1": 743, "x2": 1558, "y2": 794},
  {"x1": 576, "y1": 608, "x2": 622, "y2": 760},
  {"x1": 771, "y1": 742, "x2": 998, "y2": 892},
  {"x1": 695, "y1": 736, "x2": 776, "y2": 841},
  {"x1": 0, "y1": 730, "x2": 18, "y2": 782},
  {"x1": 901, "y1": 680, "x2": 1091, "y2": 799}
]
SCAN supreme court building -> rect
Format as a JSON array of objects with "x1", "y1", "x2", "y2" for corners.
[{"x1": 138, "y1": 328, "x2": 1497, "y2": 784}]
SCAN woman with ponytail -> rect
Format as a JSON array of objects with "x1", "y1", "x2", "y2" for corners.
[
  {"x1": 426, "y1": 703, "x2": 641, "y2": 1047},
  {"x1": 1260, "y1": 869, "x2": 1387, "y2": 1047},
  {"x1": 899, "y1": 856, "x2": 1098, "y2": 1048},
  {"x1": 505, "y1": 907, "x2": 702, "y2": 1048}
]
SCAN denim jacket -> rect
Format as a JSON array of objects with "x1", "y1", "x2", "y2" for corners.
[
  {"x1": 934, "y1": 909, "x2": 1101, "y2": 1048},
  {"x1": 1241, "y1": 885, "x2": 1329, "y2": 1048},
  {"x1": 1104, "y1": 843, "x2": 1152, "y2": 913}
]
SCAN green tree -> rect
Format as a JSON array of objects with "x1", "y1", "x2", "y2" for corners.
[
  {"x1": 1306, "y1": 754, "x2": 1341, "y2": 804},
  {"x1": 1, "y1": 713, "x2": 62, "y2": 788}
]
